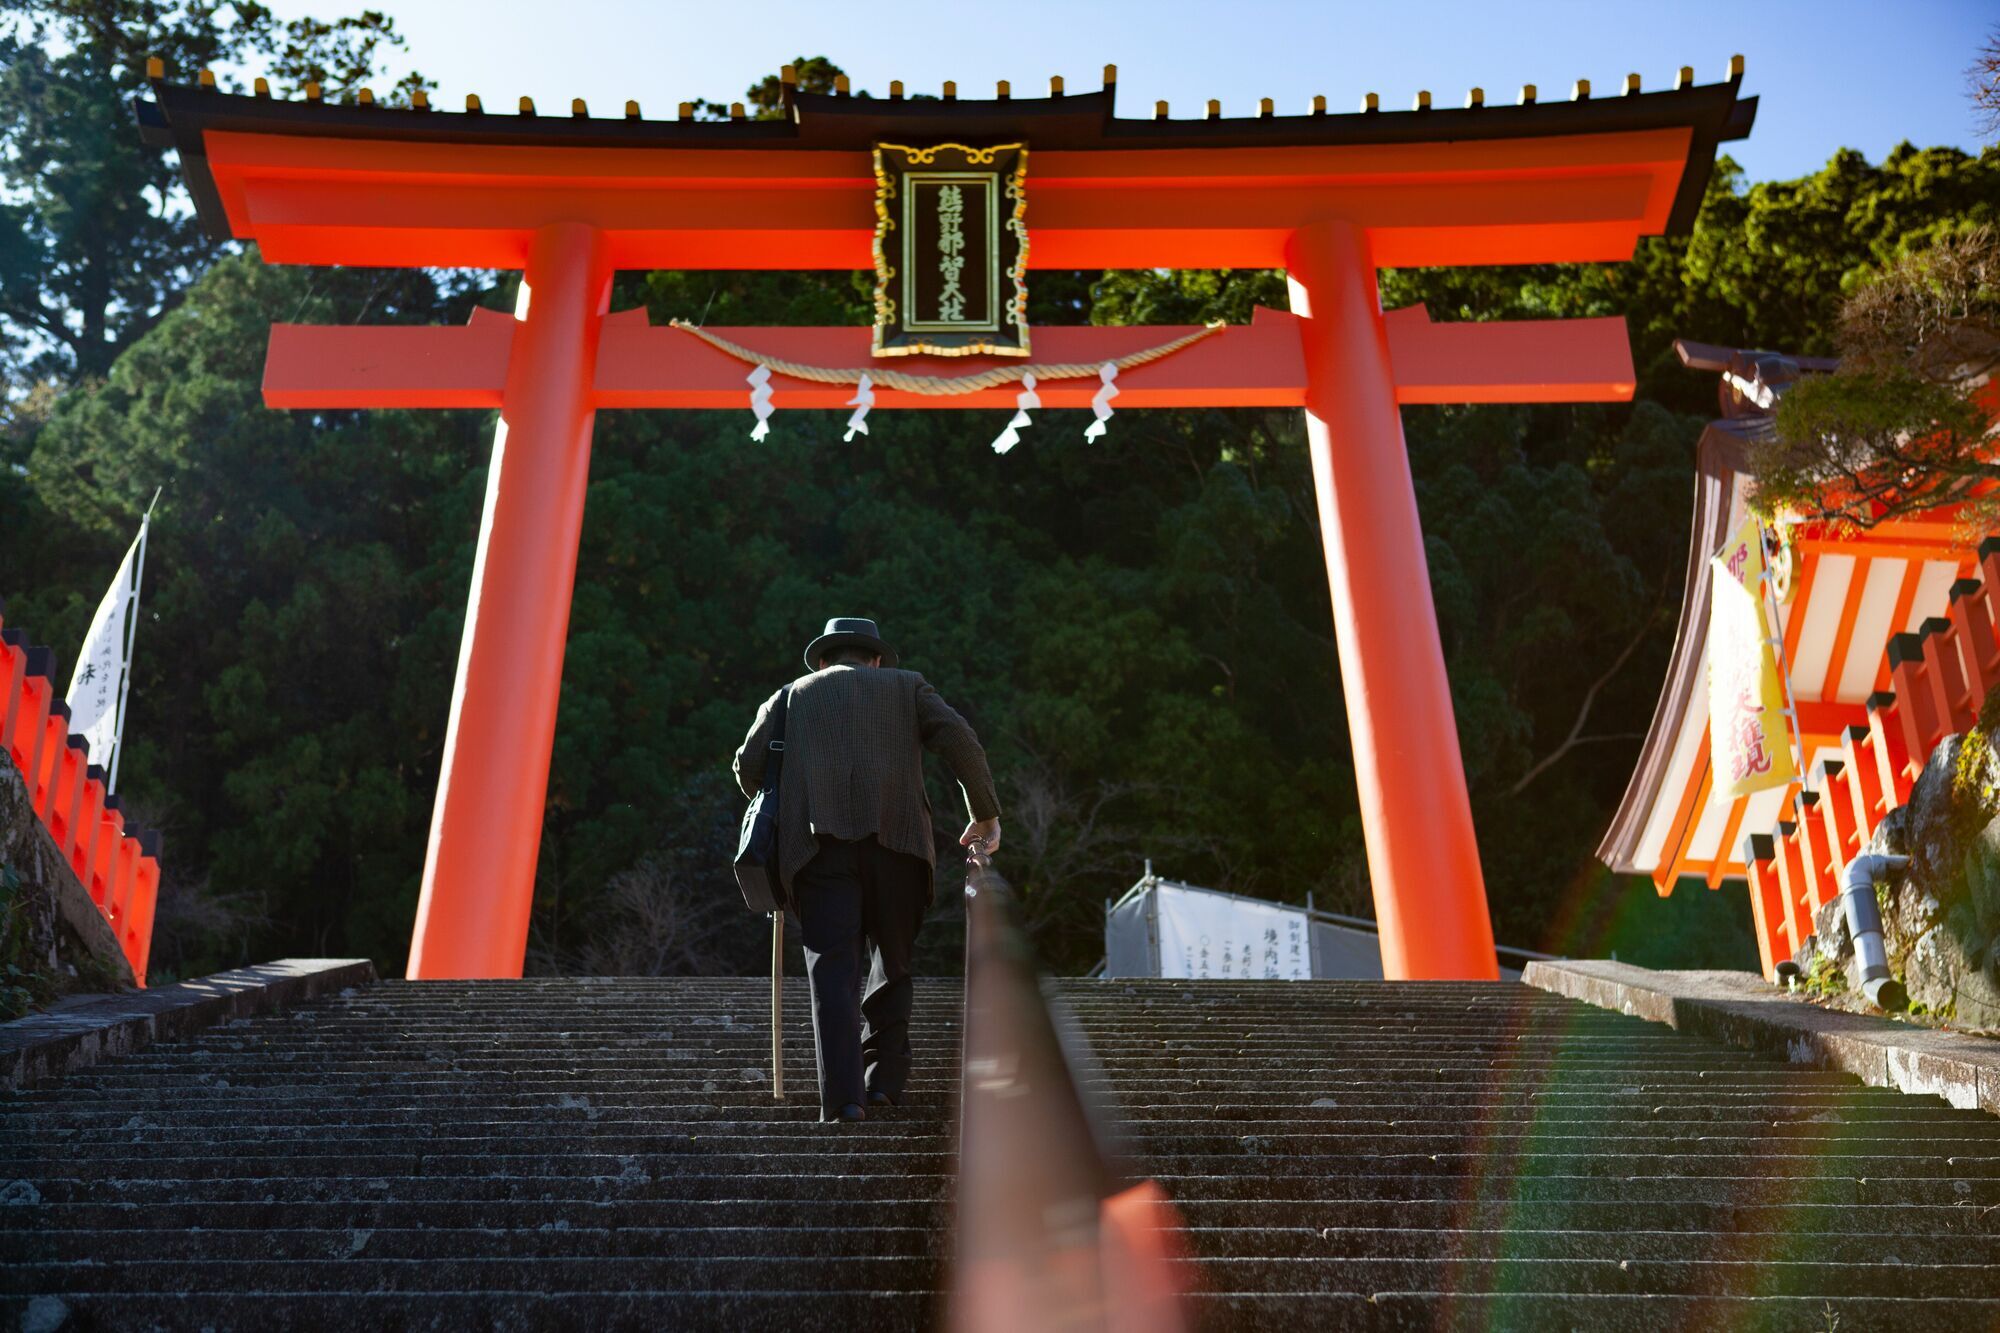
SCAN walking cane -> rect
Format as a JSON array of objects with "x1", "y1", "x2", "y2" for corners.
[{"x1": 770, "y1": 910, "x2": 785, "y2": 1100}]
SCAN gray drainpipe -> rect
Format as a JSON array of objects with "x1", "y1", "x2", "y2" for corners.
[{"x1": 1841, "y1": 852, "x2": 1912, "y2": 1010}]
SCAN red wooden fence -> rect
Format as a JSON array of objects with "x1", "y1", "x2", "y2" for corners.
[
  {"x1": 0, "y1": 602, "x2": 162, "y2": 986},
  {"x1": 1743, "y1": 536, "x2": 2000, "y2": 978}
]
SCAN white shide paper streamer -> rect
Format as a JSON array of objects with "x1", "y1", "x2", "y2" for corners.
[
  {"x1": 1083, "y1": 363, "x2": 1119, "y2": 441},
  {"x1": 747, "y1": 364, "x2": 774, "y2": 441},
  {"x1": 843, "y1": 374, "x2": 875, "y2": 441},
  {"x1": 990, "y1": 372, "x2": 1039, "y2": 454}
]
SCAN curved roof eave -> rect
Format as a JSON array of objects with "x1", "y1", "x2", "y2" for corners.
[
  {"x1": 1597, "y1": 420, "x2": 1757, "y2": 874},
  {"x1": 136, "y1": 74, "x2": 1755, "y2": 245}
]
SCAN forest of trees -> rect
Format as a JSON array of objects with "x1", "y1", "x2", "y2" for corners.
[{"x1": 3, "y1": 6, "x2": 1997, "y2": 981}]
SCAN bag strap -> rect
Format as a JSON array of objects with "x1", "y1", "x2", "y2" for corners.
[{"x1": 769, "y1": 685, "x2": 791, "y2": 754}]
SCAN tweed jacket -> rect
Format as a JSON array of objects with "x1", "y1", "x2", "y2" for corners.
[{"x1": 733, "y1": 665, "x2": 1001, "y2": 898}]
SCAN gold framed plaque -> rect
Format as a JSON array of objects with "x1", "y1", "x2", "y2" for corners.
[{"x1": 871, "y1": 142, "x2": 1029, "y2": 357}]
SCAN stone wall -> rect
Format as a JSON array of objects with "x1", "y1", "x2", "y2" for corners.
[
  {"x1": 1793, "y1": 729, "x2": 2000, "y2": 1028},
  {"x1": 0, "y1": 753, "x2": 131, "y2": 1007}
]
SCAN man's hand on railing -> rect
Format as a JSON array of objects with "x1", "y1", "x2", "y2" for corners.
[{"x1": 960, "y1": 817, "x2": 1001, "y2": 857}]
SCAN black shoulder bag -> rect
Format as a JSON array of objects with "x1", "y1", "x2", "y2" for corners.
[{"x1": 733, "y1": 686, "x2": 791, "y2": 913}]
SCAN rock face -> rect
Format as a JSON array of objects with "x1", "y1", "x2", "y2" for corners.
[
  {"x1": 0, "y1": 754, "x2": 131, "y2": 996},
  {"x1": 1, "y1": 756, "x2": 67, "y2": 982},
  {"x1": 1792, "y1": 731, "x2": 2000, "y2": 1028}
]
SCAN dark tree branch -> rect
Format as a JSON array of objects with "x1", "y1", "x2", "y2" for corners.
[{"x1": 1508, "y1": 602, "x2": 1660, "y2": 797}]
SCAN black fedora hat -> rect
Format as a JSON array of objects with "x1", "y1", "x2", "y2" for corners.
[{"x1": 804, "y1": 617, "x2": 899, "y2": 671}]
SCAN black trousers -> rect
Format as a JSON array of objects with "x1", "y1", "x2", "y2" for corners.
[{"x1": 792, "y1": 835, "x2": 929, "y2": 1116}]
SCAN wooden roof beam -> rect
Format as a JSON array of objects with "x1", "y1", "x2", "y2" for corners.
[{"x1": 202, "y1": 126, "x2": 1700, "y2": 270}]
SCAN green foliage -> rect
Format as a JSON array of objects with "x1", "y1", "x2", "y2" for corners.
[
  {"x1": 1777, "y1": 365, "x2": 1982, "y2": 451},
  {"x1": 1907, "y1": 996, "x2": 1955, "y2": 1023},
  {"x1": 1383, "y1": 146, "x2": 2000, "y2": 415},
  {"x1": 1952, "y1": 682, "x2": 2000, "y2": 838},
  {"x1": 1801, "y1": 949, "x2": 1849, "y2": 999},
  {"x1": 1765, "y1": 366, "x2": 1992, "y2": 528},
  {"x1": 17, "y1": 253, "x2": 490, "y2": 972},
  {"x1": 742, "y1": 55, "x2": 848, "y2": 119},
  {"x1": 255, "y1": 9, "x2": 426, "y2": 102},
  {"x1": 1761, "y1": 223, "x2": 2000, "y2": 528},
  {"x1": 0, "y1": 0, "x2": 428, "y2": 385},
  {"x1": 1539, "y1": 864, "x2": 1758, "y2": 973},
  {"x1": 0, "y1": 0, "x2": 242, "y2": 381}
]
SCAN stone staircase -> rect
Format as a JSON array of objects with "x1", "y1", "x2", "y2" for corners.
[
  {"x1": 8, "y1": 976, "x2": 2000, "y2": 1330},
  {"x1": 1078, "y1": 980, "x2": 2000, "y2": 1330},
  {"x1": 2, "y1": 978, "x2": 958, "y2": 1329}
]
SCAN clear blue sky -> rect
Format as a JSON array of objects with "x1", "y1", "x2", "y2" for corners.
[{"x1": 269, "y1": 0, "x2": 1995, "y2": 182}]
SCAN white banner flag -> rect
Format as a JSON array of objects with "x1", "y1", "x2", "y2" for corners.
[
  {"x1": 1153, "y1": 884, "x2": 1312, "y2": 981},
  {"x1": 66, "y1": 516, "x2": 149, "y2": 788}
]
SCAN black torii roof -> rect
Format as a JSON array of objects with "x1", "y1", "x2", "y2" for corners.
[{"x1": 137, "y1": 68, "x2": 1756, "y2": 245}]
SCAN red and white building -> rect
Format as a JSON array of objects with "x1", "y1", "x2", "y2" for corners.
[{"x1": 1601, "y1": 341, "x2": 1997, "y2": 977}]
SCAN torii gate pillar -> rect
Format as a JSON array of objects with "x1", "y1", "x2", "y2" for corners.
[
  {"x1": 1287, "y1": 221, "x2": 1499, "y2": 980},
  {"x1": 406, "y1": 223, "x2": 611, "y2": 979}
]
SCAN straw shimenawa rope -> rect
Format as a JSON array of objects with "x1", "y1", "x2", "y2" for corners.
[{"x1": 668, "y1": 318, "x2": 1225, "y2": 395}]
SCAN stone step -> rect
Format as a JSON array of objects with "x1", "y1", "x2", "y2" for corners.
[
  {"x1": 12, "y1": 1142, "x2": 1993, "y2": 1184},
  {"x1": 5, "y1": 1149, "x2": 958, "y2": 1182},
  {"x1": 1179, "y1": 1254, "x2": 2000, "y2": 1298},
  {"x1": 13, "y1": 1109, "x2": 945, "y2": 1134},
  {"x1": 23, "y1": 1166, "x2": 1985, "y2": 1208},
  {"x1": 1186, "y1": 1224, "x2": 2000, "y2": 1265},
  {"x1": 1166, "y1": 1196, "x2": 2000, "y2": 1235},
  {"x1": 0, "y1": 1290, "x2": 936, "y2": 1332},
  {"x1": 1136, "y1": 1149, "x2": 2000, "y2": 1179},
  {"x1": 11, "y1": 972, "x2": 2000, "y2": 1327},
  {"x1": 12, "y1": 1087, "x2": 1931, "y2": 1117},
  {"x1": 21, "y1": 1172, "x2": 954, "y2": 1205},
  {"x1": 19, "y1": 1103, "x2": 1987, "y2": 1135},
  {"x1": 10, "y1": 1222, "x2": 1995, "y2": 1270},
  {"x1": 10, "y1": 1089, "x2": 941, "y2": 1109},
  {"x1": 1186, "y1": 1292, "x2": 2000, "y2": 1333},
  {"x1": 23, "y1": 1195, "x2": 1992, "y2": 1240},
  {"x1": 0, "y1": 1255, "x2": 940, "y2": 1297},
  {"x1": 23, "y1": 1073, "x2": 1881, "y2": 1103},
  {"x1": 2, "y1": 1225, "x2": 943, "y2": 1264},
  {"x1": 15, "y1": 1198, "x2": 948, "y2": 1234},
  {"x1": 8, "y1": 1252, "x2": 1995, "y2": 1303},
  {"x1": 31, "y1": 1120, "x2": 1984, "y2": 1152},
  {"x1": 1143, "y1": 1170, "x2": 1999, "y2": 1207},
  {"x1": 1137, "y1": 1129, "x2": 2000, "y2": 1156},
  {"x1": 22, "y1": 1075, "x2": 959, "y2": 1097}
]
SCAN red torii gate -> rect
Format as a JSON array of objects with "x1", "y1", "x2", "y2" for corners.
[{"x1": 139, "y1": 62, "x2": 1753, "y2": 981}]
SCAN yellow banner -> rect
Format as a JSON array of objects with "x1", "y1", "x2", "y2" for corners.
[{"x1": 1708, "y1": 518, "x2": 1798, "y2": 798}]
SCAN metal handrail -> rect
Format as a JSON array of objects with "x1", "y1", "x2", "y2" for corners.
[{"x1": 949, "y1": 851, "x2": 1189, "y2": 1333}]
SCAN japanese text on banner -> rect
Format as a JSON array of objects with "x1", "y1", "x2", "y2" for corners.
[{"x1": 1707, "y1": 517, "x2": 1797, "y2": 799}]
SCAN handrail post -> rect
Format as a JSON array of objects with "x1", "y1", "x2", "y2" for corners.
[{"x1": 770, "y1": 910, "x2": 784, "y2": 1100}]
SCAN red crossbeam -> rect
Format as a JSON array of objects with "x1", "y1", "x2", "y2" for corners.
[
  {"x1": 264, "y1": 306, "x2": 519, "y2": 409},
  {"x1": 263, "y1": 304, "x2": 1636, "y2": 412},
  {"x1": 1382, "y1": 305, "x2": 1635, "y2": 403}
]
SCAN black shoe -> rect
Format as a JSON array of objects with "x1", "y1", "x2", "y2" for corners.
[
  {"x1": 822, "y1": 1103, "x2": 866, "y2": 1124},
  {"x1": 866, "y1": 1091, "x2": 897, "y2": 1109}
]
